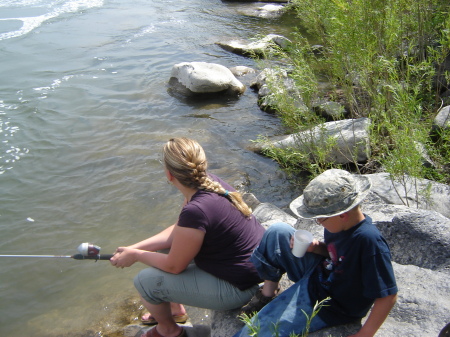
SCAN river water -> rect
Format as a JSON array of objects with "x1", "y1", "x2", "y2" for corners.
[{"x1": 0, "y1": 1, "x2": 302, "y2": 336}]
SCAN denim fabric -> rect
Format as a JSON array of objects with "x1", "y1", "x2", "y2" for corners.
[
  {"x1": 234, "y1": 222, "x2": 328, "y2": 337},
  {"x1": 233, "y1": 278, "x2": 329, "y2": 337},
  {"x1": 250, "y1": 222, "x2": 323, "y2": 282}
]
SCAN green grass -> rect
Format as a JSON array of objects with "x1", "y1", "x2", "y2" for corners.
[{"x1": 238, "y1": 297, "x2": 331, "y2": 337}]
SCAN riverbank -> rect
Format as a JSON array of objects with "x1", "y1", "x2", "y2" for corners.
[{"x1": 114, "y1": 171, "x2": 450, "y2": 337}]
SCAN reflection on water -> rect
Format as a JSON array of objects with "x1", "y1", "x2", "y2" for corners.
[{"x1": 0, "y1": 0, "x2": 303, "y2": 335}]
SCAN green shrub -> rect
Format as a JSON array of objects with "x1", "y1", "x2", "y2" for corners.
[{"x1": 259, "y1": 0, "x2": 450, "y2": 185}]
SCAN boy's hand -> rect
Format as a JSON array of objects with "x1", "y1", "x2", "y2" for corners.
[
  {"x1": 307, "y1": 239, "x2": 321, "y2": 252},
  {"x1": 289, "y1": 235, "x2": 320, "y2": 253}
]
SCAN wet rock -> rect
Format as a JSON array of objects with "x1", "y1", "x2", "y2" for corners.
[
  {"x1": 235, "y1": 4, "x2": 286, "y2": 19},
  {"x1": 229, "y1": 66, "x2": 256, "y2": 77},
  {"x1": 169, "y1": 62, "x2": 245, "y2": 96}
]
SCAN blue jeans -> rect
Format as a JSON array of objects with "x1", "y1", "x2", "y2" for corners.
[{"x1": 233, "y1": 222, "x2": 329, "y2": 337}]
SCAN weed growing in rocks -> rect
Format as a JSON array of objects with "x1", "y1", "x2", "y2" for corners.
[{"x1": 258, "y1": 0, "x2": 450, "y2": 187}]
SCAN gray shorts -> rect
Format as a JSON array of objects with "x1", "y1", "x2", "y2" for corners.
[{"x1": 134, "y1": 264, "x2": 259, "y2": 310}]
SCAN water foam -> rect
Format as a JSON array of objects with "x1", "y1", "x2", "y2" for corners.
[
  {"x1": 0, "y1": 101, "x2": 29, "y2": 175},
  {"x1": 0, "y1": 0, "x2": 104, "y2": 41}
]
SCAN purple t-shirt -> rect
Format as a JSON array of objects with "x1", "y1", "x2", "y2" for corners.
[{"x1": 177, "y1": 174, "x2": 265, "y2": 290}]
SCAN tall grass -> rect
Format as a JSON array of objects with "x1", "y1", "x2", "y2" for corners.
[{"x1": 261, "y1": 0, "x2": 450, "y2": 185}]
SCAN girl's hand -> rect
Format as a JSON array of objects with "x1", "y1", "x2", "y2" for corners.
[{"x1": 110, "y1": 247, "x2": 138, "y2": 268}]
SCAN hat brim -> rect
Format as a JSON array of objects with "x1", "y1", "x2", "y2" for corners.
[{"x1": 289, "y1": 174, "x2": 372, "y2": 219}]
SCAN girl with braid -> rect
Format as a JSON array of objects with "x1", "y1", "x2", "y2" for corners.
[{"x1": 110, "y1": 138, "x2": 265, "y2": 337}]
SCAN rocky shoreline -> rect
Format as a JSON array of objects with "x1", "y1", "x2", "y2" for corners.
[
  {"x1": 108, "y1": 2, "x2": 450, "y2": 336},
  {"x1": 116, "y1": 172, "x2": 450, "y2": 337}
]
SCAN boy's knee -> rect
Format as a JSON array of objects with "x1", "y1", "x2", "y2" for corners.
[{"x1": 266, "y1": 222, "x2": 295, "y2": 237}]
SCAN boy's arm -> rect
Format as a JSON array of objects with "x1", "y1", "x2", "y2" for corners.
[{"x1": 349, "y1": 293, "x2": 397, "y2": 337}]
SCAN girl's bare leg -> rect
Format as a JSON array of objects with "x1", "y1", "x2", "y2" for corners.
[{"x1": 139, "y1": 295, "x2": 184, "y2": 337}]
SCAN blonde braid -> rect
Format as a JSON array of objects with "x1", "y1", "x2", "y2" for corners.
[
  {"x1": 200, "y1": 174, "x2": 252, "y2": 218},
  {"x1": 163, "y1": 137, "x2": 252, "y2": 217}
]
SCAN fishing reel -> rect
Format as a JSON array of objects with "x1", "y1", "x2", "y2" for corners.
[
  {"x1": 77, "y1": 242, "x2": 101, "y2": 257},
  {"x1": 73, "y1": 243, "x2": 113, "y2": 260}
]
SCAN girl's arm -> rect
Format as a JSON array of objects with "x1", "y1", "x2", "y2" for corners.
[{"x1": 111, "y1": 225, "x2": 205, "y2": 274}]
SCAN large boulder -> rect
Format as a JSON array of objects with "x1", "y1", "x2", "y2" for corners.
[
  {"x1": 365, "y1": 172, "x2": 450, "y2": 219},
  {"x1": 168, "y1": 62, "x2": 246, "y2": 96},
  {"x1": 122, "y1": 175, "x2": 450, "y2": 337},
  {"x1": 211, "y1": 182, "x2": 450, "y2": 337},
  {"x1": 255, "y1": 117, "x2": 371, "y2": 165}
]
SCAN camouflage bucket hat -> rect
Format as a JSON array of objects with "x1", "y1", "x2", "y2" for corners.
[{"x1": 290, "y1": 169, "x2": 372, "y2": 219}]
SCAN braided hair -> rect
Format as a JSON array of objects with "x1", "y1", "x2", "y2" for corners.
[{"x1": 163, "y1": 137, "x2": 252, "y2": 217}]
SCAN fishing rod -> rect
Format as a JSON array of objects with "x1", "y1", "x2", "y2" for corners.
[{"x1": 0, "y1": 243, "x2": 114, "y2": 261}]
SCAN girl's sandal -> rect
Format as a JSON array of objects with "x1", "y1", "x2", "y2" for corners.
[{"x1": 141, "y1": 313, "x2": 188, "y2": 325}]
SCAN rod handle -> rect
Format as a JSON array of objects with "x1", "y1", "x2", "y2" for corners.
[{"x1": 72, "y1": 254, "x2": 114, "y2": 260}]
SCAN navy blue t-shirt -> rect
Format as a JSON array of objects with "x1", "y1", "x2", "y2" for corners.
[
  {"x1": 177, "y1": 174, "x2": 265, "y2": 290},
  {"x1": 309, "y1": 216, "x2": 398, "y2": 324}
]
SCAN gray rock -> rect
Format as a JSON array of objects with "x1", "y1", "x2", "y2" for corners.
[
  {"x1": 365, "y1": 172, "x2": 450, "y2": 218},
  {"x1": 376, "y1": 209, "x2": 450, "y2": 271},
  {"x1": 311, "y1": 100, "x2": 348, "y2": 120},
  {"x1": 169, "y1": 62, "x2": 245, "y2": 96},
  {"x1": 130, "y1": 321, "x2": 211, "y2": 337},
  {"x1": 309, "y1": 263, "x2": 450, "y2": 337},
  {"x1": 211, "y1": 186, "x2": 450, "y2": 337},
  {"x1": 252, "y1": 201, "x2": 297, "y2": 228},
  {"x1": 414, "y1": 141, "x2": 436, "y2": 168},
  {"x1": 250, "y1": 68, "x2": 307, "y2": 113},
  {"x1": 432, "y1": 105, "x2": 450, "y2": 131},
  {"x1": 261, "y1": 117, "x2": 371, "y2": 165},
  {"x1": 234, "y1": 4, "x2": 286, "y2": 19},
  {"x1": 216, "y1": 34, "x2": 291, "y2": 58},
  {"x1": 229, "y1": 66, "x2": 257, "y2": 77}
]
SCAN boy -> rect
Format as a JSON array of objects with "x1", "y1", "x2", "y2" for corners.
[{"x1": 235, "y1": 169, "x2": 398, "y2": 337}]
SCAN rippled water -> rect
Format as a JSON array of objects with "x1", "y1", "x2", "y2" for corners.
[{"x1": 0, "y1": 1, "x2": 303, "y2": 335}]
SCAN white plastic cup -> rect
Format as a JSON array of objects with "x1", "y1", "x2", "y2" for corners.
[{"x1": 292, "y1": 229, "x2": 313, "y2": 258}]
